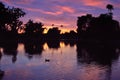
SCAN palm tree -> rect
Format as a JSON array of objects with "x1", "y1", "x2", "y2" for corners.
[{"x1": 106, "y1": 4, "x2": 114, "y2": 13}]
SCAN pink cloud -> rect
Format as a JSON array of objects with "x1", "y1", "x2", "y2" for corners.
[
  {"x1": 57, "y1": 6, "x2": 75, "y2": 13},
  {"x1": 62, "y1": 0, "x2": 111, "y2": 9},
  {"x1": 1, "y1": 0, "x2": 34, "y2": 5},
  {"x1": 44, "y1": 11, "x2": 63, "y2": 15},
  {"x1": 114, "y1": 3, "x2": 120, "y2": 8},
  {"x1": 80, "y1": 0, "x2": 111, "y2": 8},
  {"x1": 1, "y1": 0, "x2": 64, "y2": 15},
  {"x1": 16, "y1": 0, "x2": 34, "y2": 5},
  {"x1": 1, "y1": 0, "x2": 12, "y2": 5},
  {"x1": 25, "y1": 7, "x2": 63, "y2": 16}
]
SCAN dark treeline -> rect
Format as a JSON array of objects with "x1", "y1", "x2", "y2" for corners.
[
  {"x1": 0, "y1": 2, "x2": 120, "y2": 41},
  {"x1": 0, "y1": 2, "x2": 25, "y2": 39},
  {"x1": 77, "y1": 4, "x2": 120, "y2": 40}
]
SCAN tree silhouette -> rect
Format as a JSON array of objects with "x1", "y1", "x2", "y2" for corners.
[
  {"x1": 0, "y1": 2, "x2": 25, "y2": 35},
  {"x1": 106, "y1": 4, "x2": 114, "y2": 14},
  {"x1": 61, "y1": 30, "x2": 77, "y2": 39},
  {"x1": 0, "y1": 2, "x2": 8, "y2": 30},
  {"x1": 25, "y1": 19, "x2": 44, "y2": 37},
  {"x1": 77, "y1": 13, "x2": 119, "y2": 39},
  {"x1": 9, "y1": 7, "x2": 25, "y2": 33},
  {"x1": 47, "y1": 27, "x2": 60, "y2": 39}
]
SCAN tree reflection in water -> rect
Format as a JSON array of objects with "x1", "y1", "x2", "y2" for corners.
[
  {"x1": 24, "y1": 40, "x2": 44, "y2": 59},
  {"x1": 0, "y1": 40, "x2": 119, "y2": 80},
  {"x1": 1, "y1": 41, "x2": 18, "y2": 63},
  {"x1": 76, "y1": 41, "x2": 120, "y2": 80}
]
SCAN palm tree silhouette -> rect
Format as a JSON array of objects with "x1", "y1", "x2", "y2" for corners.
[{"x1": 106, "y1": 4, "x2": 114, "y2": 14}]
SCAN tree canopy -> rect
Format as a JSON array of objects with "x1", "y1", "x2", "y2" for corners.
[
  {"x1": 106, "y1": 4, "x2": 114, "y2": 14},
  {"x1": 0, "y1": 2, "x2": 26, "y2": 33},
  {"x1": 25, "y1": 19, "x2": 44, "y2": 36}
]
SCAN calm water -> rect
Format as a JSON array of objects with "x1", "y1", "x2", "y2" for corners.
[{"x1": 0, "y1": 40, "x2": 120, "y2": 80}]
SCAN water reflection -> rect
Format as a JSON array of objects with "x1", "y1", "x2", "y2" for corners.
[
  {"x1": 77, "y1": 42, "x2": 119, "y2": 65},
  {"x1": 46, "y1": 40, "x2": 60, "y2": 49},
  {"x1": 0, "y1": 40, "x2": 119, "y2": 80},
  {"x1": 0, "y1": 50, "x2": 4, "y2": 80},
  {"x1": 1, "y1": 42, "x2": 18, "y2": 63},
  {"x1": 0, "y1": 70, "x2": 4, "y2": 80},
  {"x1": 24, "y1": 41, "x2": 44, "y2": 59},
  {"x1": 77, "y1": 41, "x2": 120, "y2": 80},
  {"x1": 63, "y1": 40, "x2": 76, "y2": 47}
]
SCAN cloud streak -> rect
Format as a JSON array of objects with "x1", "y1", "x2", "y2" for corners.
[
  {"x1": 2, "y1": 0, "x2": 34, "y2": 4},
  {"x1": 56, "y1": 6, "x2": 75, "y2": 13},
  {"x1": 25, "y1": 7, "x2": 63, "y2": 16}
]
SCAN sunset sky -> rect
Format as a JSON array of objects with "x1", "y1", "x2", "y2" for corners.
[{"x1": 1, "y1": 0, "x2": 120, "y2": 33}]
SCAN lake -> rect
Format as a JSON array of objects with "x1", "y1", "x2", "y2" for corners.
[{"x1": 0, "y1": 40, "x2": 120, "y2": 80}]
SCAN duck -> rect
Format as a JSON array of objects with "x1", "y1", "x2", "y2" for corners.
[{"x1": 45, "y1": 59, "x2": 50, "y2": 62}]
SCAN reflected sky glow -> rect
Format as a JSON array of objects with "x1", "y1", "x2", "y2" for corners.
[
  {"x1": 17, "y1": 43, "x2": 25, "y2": 53},
  {"x1": 80, "y1": 64, "x2": 108, "y2": 80},
  {"x1": 0, "y1": 42, "x2": 119, "y2": 80}
]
